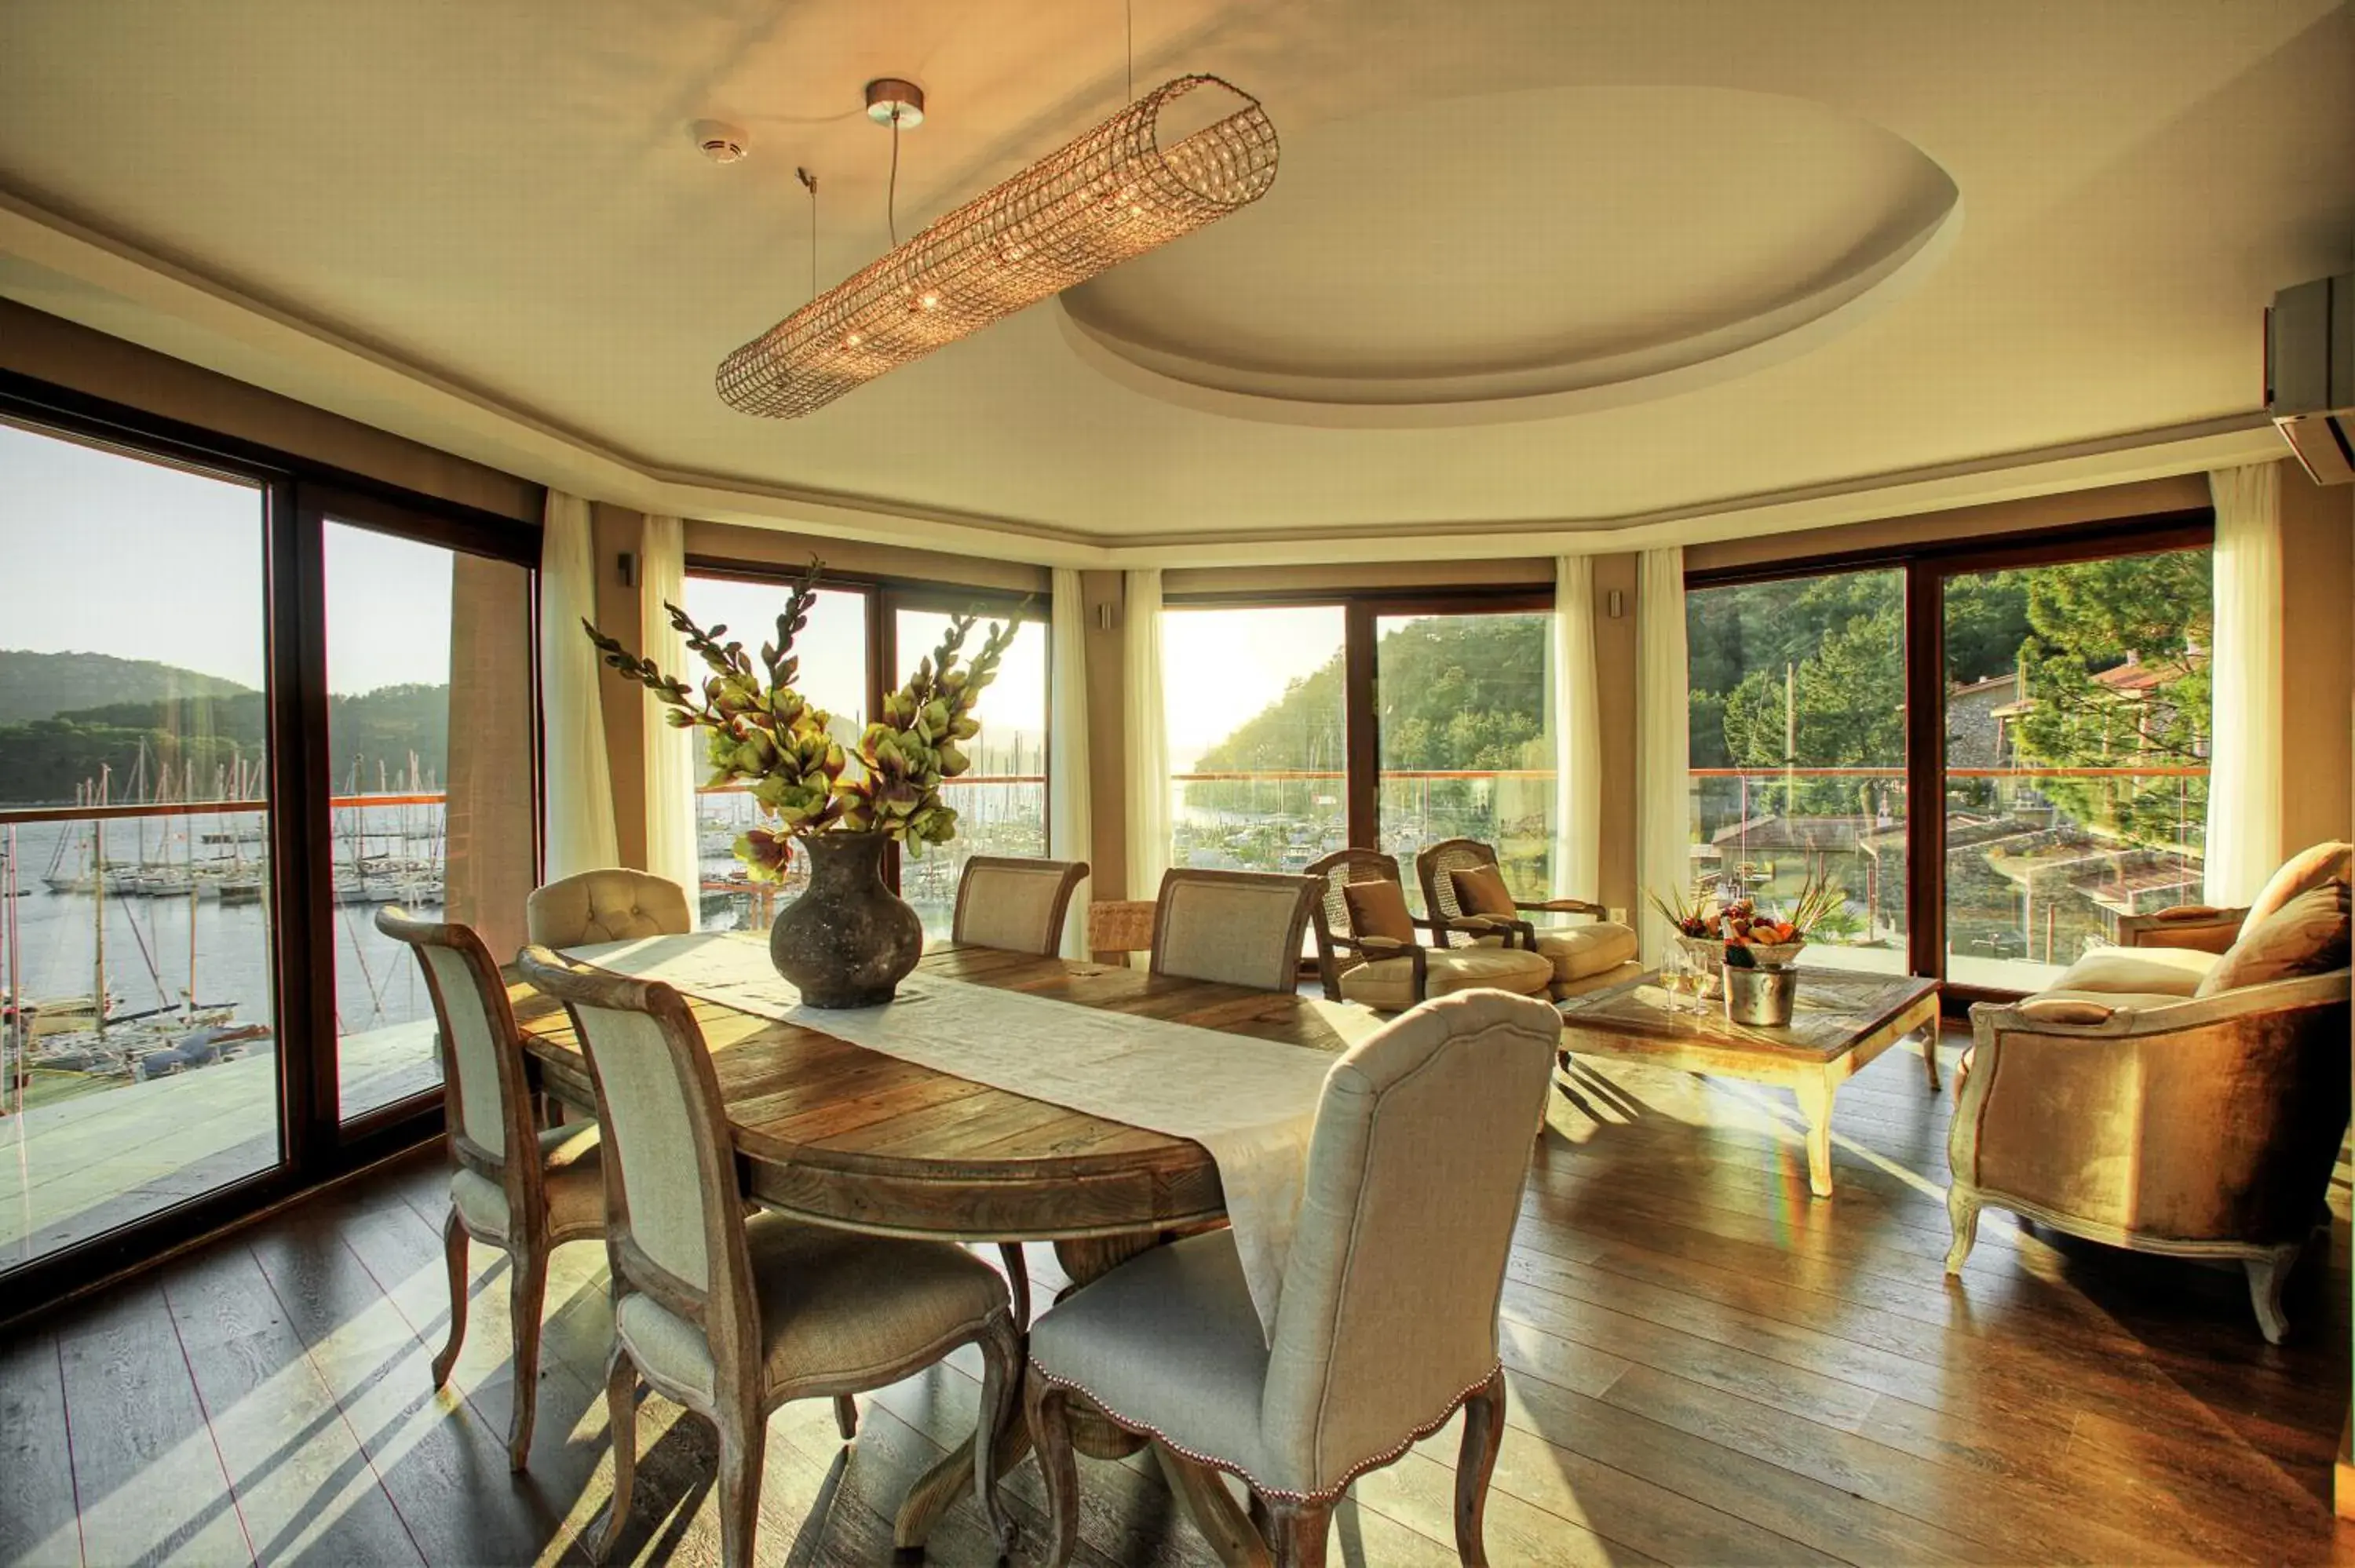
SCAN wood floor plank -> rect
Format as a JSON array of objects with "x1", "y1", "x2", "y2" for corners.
[
  {"x1": 161, "y1": 1240, "x2": 425, "y2": 1567},
  {"x1": 52, "y1": 1281, "x2": 254, "y2": 1566},
  {"x1": 0, "y1": 1329, "x2": 80, "y2": 1568}
]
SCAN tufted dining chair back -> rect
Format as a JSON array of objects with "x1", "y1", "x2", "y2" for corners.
[
  {"x1": 527, "y1": 869, "x2": 693, "y2": 947},
  {"x1": 1261, "y1": 988, "x2": 1558, "y2": 1493}
]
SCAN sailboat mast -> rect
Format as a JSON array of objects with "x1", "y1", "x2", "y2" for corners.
[{"x1": 94, "y1": 764, "x2": 109, "y2": 1037}]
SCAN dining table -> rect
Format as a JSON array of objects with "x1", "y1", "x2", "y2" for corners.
[{"x1": 507, "y1": 938, "x2": 1381, "y2": 1563}]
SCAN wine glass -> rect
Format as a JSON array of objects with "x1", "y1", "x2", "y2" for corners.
[{"x1": 1663, "y1": 944, "x2": 1693, "y2": 1015}]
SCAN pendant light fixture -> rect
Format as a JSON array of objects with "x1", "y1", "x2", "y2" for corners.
[{"x1": 716, "y1": 73, "x2": 1278, "y2": 419}]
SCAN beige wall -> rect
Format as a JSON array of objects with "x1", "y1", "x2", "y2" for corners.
[
  {"x1": 0, "y1": 301, "x2": 541, "y2": 520},
  {"x1": 2278, "y1": 462, "x2": 2355, "y2": 857},
  {"x1": 1081, "y1": 571, "x2": 1131, "y2": 900},
  {"x1": 593, "y1": 504, "x2": 650, "y2": 870},
  {"x1": 1591, "y1": 553, "x2": 1641, "y2": 921}
]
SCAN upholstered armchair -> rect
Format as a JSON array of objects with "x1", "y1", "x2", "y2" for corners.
[
  {"x1": 1304, "y1": 848, "x2": 1553, "y2": 1012},
  {"x1": 1414, "y1": 838, "x2": 1641, "y2": 1001},
  {"x1": 1945, "y1": 843, "x2": 2351, "y2": 1342},
  {"x1": 527, "y1": 868, "x2": 692, "y2": 947}
]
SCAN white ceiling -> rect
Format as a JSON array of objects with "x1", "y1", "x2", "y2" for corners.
[{"x1": 0, "y1": 0, "x2": 2348, "y2": 563}]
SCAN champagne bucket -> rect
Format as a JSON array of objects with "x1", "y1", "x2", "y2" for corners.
[{"x1": 1722, "y1": 965, "x2": 1797, "y2": 1027}]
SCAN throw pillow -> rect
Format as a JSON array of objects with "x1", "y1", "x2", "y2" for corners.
[
  {"x1": 1448, "y1": 865, "x2": 1517, "y2": 919},
  {"x1": 1342, "y1": 879, "x2": 1415, "y2": 945},
  {"x1": 2196, "y1": 881, "x2": 2351, "y2": 996},
  {"x1": 2244, "y1": 841, "x2": 2354, "y2": 929}
]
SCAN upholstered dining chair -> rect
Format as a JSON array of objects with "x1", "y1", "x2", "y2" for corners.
[
  {"x1": 951, "y1": 854, "x2": 1089, "y2": 956},
  {"x1": 374, "y1": 907, "x2": 603, "y2": 1471},
  {"x1": 514, "y1": 946, "x2": 1023, "y2": 1568},
  {"x1": 525, "y1": 867, "x2": 692, "y2": 947},
  {"x1": 1304, "y1": 848, "x2": 1554, "y2": 1012},
  {"x1": 1024, "y1": 989, "x2": 1562, "y2": 1567},
  {"x1": 1415, "y1": 838, "x2": 1641, "y2": 1001},
  {"x1": 1085, "y1": 899, "x2": 1158, "y2": 965},
  {"x1": 1151, "y1": 868, "x2": 1322, "y2": 994}
]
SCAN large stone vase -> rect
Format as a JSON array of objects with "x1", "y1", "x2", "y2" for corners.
[{"x1": 767, "y1": 830, "x2": 923, "y2": 1008}]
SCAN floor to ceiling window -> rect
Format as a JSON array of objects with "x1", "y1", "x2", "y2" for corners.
[
  {"x1": 325, "y1": 517, "x2": 537, "y2": 1121},
  {"x1": 1685, "y1": 567, "x2": 1911, "y2": 973},
  {"x1": 1941, "y1": 545, "x2": 2212, "y2": 992},
  {"x1": 0, "y1": 420, "x2": 281, "y2": 1269},
  {"x1": 1683, "y1": 516, "x2": 2212, "y2": 994},
  {"x1": 1162, "y1": 605, "x2": 1349, "y2": 877},
  {"x1": 894, "y1": 604, "x2": 1048, "y2": 937}
]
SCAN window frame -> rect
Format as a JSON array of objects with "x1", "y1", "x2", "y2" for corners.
[
  {"x1": 1682, "y1": 508, "x2": 2215, "y2": 1009},
  {"x1": 0, "y1": 370, "x2": 542, "y2": 1318},
  {"x1": 681, "y1": 555, "x2": 1050, "y2": 895},
  {"x1": 1160, "y1": 583, "x2": 1555, "y2": 865}
]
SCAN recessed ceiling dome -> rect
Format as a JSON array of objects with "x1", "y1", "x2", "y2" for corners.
[{"x1": 1058, "y1": 86, "x2": 1962, "y2": 426}]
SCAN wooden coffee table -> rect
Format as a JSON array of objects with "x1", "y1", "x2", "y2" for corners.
[{"x1": 1555, "y1": 968, "x2": 1941, "y2": 1198}]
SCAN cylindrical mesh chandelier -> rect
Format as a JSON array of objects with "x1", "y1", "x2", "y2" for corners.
[{"x1": 716, "y1": 75, "x2": 1279, "y2": 419}]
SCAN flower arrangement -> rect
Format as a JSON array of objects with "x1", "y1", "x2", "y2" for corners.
[
  {"x1": 1649, "y1": 871, "x2": 1848, "y2": 969},
  {"x1": 583, "y1": 560, "x2": 1017, "y2": 882}
]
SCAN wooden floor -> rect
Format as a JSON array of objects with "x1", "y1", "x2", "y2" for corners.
[{"x1": 3, "y1": 1027, "x2": 2349, "y2": 1566}]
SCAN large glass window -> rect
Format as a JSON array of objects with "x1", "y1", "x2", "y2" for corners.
[
  {"x1": 326, "y1": 520, "x2": 536, "y2": 1120},
  {"x1": 1685, "y1": 569, "x2": 1911, "y2": 973},
  {"x1": 1375, "y1": 611, "x2": 1554, "y2": 910},
  {"x1": 0, "y1": 421, "x2": 280, "y2": 1267},
  {"x1": 894, "y1": 607, "x2": 1048, "y2": 938},
  {"x1": 1942, "y1": 549, "x2": 2211, "y2": 991},
  {"x1": 1163, "y1": 607, "x2": 1349, "y2": 876},
  {"x1": 684, "y1": 576, "x2": 871, "y2": 932}
]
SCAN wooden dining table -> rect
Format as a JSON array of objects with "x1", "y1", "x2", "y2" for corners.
[{"x1": 509, "y1": 939, "x2": 1378, "y2": 1563}]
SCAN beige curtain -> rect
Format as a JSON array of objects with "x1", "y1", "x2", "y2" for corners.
[
  {"x1": 444, "y1": 553, "x2": 535, "y2": 960},
  {"x1": 1634, "y1": 546, "x2": 1691, "y2": 961},
  {"x1": 1050, "y1": 568, "x2": 1094, "y2": 956},
  {"x1": 1123, "y1": 568, "x2": 1170, "y2": 903},
  {"x1": 2205, "y1": 462, "x2": 2284, "y2": 905},
  {"x1": 539, "y1": 490, "x2": 618, "y2": 880},
  {"x1": 641, "y1": 514, "x2": 699, "y2": 927},
  {"x1": 1551, "y1": 555, "x2": 1602, "y2": 903}
]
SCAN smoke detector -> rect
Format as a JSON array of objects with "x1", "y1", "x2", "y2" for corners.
[{"x1": 690, "y1": 119, "x2": 750, "y2": 163}]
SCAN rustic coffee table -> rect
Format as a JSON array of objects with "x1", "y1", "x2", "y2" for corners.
[{"x1": 1555, "y1": 968, "x2": 1941, "y2": 1198}]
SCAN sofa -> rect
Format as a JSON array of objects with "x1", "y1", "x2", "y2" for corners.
[{"x1": 1944, "y1": 842, "x2": 2351, "y2": 1342}]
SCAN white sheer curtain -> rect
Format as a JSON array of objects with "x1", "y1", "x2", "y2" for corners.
[
  {"x1": 1123, "y1": 568, "x2": 1170, "y2": 903},
  {"x1": 1551, "y1": 555, "x2": 1603, "y2": 903},
  {"x1": 640, "y1": 514, "x2": 699, "y2": 927},
  {"x1": 1634, "y1": 545, "x2": 1692, "y2": 961},
  {"x1": 2204, "y1": 462, "x2": 2284, "y2": 906},
  {"x1": 1050, "y1": 568, "x2": 1094, "y2": 955},
  {"x1": 539, "y1": 490, "x2": 619, "y2": 880}
]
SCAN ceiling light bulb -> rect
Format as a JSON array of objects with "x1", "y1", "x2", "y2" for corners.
[
  {"x1": 844, "y1": 331, "x2": 863, "y2": 347},
  {"x1": 918, "y1": 292, "x2": 941, "y2": 309}
]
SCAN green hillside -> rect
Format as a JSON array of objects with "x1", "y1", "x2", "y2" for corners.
[{"x1": 0, "y1": 649, "x2": 253, "y2": 725}]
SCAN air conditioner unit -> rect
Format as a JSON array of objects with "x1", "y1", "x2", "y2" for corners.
[{"x1": 2266, "y1": 272, "x2": 2354, "y2": 485}]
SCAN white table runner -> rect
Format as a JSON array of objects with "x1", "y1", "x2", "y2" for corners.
[{"x1": 562, "y1": 932, "x2": 1337, "y2": 1340}]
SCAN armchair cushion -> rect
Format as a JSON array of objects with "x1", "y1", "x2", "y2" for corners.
[
  {"x1": 2012, "y1": 990, "x2": 2192, "y2": 1026},
  {"x1": 1531, "y1": 921, "x2": 1639, "y2": 984},
  {"x1": 2244, "y1": 841, "x2": 2353, "y2": 930},
  {"x1": 2196, "y1": 883, "x2": 2351, "y2": 997},
  {"x1": 1341, "y1": 880, "x2": 1415, "y2": 945},
  {"x1": 2048, "y1": 946, "x2": 2218, "y2": 997},
  {"x1": 1448, "y1": 866, "x2": 1517, "y2": 920},
  {"x1": 1336, "y1": 946, "x2": 1553, "y2": 1012}
]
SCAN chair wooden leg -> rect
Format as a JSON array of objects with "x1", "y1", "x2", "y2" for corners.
[
  {"x1": 832, "y1": 1395, "x2": 859, "y2": 1440},
  {"x1": 431, "y1": 1206, "x2": 467, "y2": 1389},
  {"x1": 998, "y1": 1241, "x2": 1032, "y2": 1327},
  {"x1": 1024, "y1": 1370, "x2": 1080, "y2": 1568},
  {"x1": 975, "y1": 1308, "x2": 1022, "y2": 1555},
  {"x1": 590, "y1": 1346, "x2": 637, "y2": 1564},
  {"x1": 506, "y1": 1245, "x2": 548, "y2": 1471},
  {"x1": 1263, "y1": 1494, "x2": 1332, "y2": 1568},
  {"x1": 717, "y1": 1416, "x2": 766, "y2": 1568},
  {"x1": 2247, "y1": 1242, "x2": 2302, "y2": 1345},
  {"x1": 1455, "y1": 1368, "x2": 1506, "y2": 1567},
  {"x1": 1943, "y1": 1187, "x2": 1981, "y2": 1275}
]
